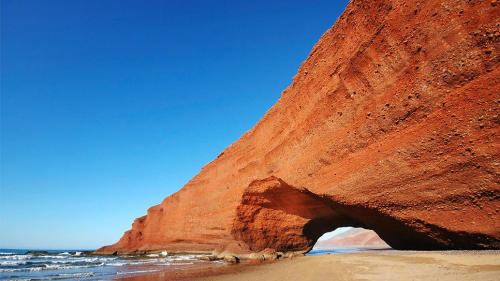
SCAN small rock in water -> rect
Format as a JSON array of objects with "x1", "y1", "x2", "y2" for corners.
[
  {"x1": 223, "y1": 255, "x2": 240, "y2": 263},
  {"x1": 25, "y1": 251, "x2": 49, "y2": 255},
  {"x1": 161, "y1": 251, "x2": 168, "y2": 256},
  {"x1": 200, "y1": 255, "x2": 218, "y2": 261}
]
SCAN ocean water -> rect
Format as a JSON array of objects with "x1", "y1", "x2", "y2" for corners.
[
  {"x1": 0, "y1": 247, "x2": 392, "y2": 280},
  {"x1": 0, "y1": 249, "x2": 223, "y2": 281},
  {"x1": 307, "y1": 247, "x2": 393, "y2": 255},
  {"x1": 307, "y1": 248, "x2": 362, "y2": 255}
]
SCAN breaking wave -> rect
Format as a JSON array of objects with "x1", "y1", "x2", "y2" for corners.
[{"x1": 0, "y1": 250, "x2": 222, "y2": 281}]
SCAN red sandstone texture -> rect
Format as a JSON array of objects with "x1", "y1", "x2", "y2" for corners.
[
  {"x1": 314, "y1": 228, "x2": 390, "y2": 249},
  {"x1": 97, "y1": 0, "x2": 500, "y2": 255}
]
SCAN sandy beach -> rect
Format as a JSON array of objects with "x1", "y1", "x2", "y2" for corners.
[{"x1": 117, "y1": 250, "x2": 500, "y2": 281}]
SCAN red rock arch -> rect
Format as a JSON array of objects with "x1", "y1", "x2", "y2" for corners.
[{"x1": 232, "y1": 177, "x2": 499, "y2": 252}]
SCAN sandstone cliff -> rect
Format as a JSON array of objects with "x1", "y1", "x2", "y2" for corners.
[{"x1": 97, "y1": 0, "x2": 500, "y2": 255}]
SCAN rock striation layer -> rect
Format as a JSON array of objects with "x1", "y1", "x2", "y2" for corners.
[{"x1": 97, "y1": 0, "x2": 500, "y2": 255}]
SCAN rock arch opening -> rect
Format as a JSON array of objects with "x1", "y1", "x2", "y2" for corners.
[{"x1": 313, "y1": 227, "x2": 390, "y2": 250}]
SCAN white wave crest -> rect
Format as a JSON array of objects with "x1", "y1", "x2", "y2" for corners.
[
  {"x1": 57, "y1": 272, "x2": 94, "y2": 278},
  {"x1": 106, "y1": 262, "x2": 125, "y2": 266},
  {"x1": 78, "y1": 257, "x2": 117, "y2": 263},
  {"x1": 0, "y1": 255, "x2": 32, "y2": 260},
  {"x1": 43, "y1": 262, "x2": 104, "y2": 270},
  {"x1": 0, "y1": 260, "x2": 27, "y2": 266},
  {"x1": 0, "y1": 262, "x2": 105, "y2": 272},
  {"x1": 48, "y1": 259, "x2": 77, "y2": 264},
  {"x1": 0, "y1": 267, "x2": 42, "y2": 272}
]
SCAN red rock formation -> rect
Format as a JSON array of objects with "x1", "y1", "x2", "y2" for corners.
[
  {"x1": 97, "y1": 0, "x2": 500, "y2": 255},
  {"x1": 314, "y1": 228, "x2": 390, "y2": 249}
]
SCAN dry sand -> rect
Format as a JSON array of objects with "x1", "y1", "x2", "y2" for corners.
[{"x1": 117, "y1": 250, "x2": 500, "y2": 281}]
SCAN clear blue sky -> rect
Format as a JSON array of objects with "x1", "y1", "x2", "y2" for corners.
[{"x1": 0, "y1": 0, "x2": 348, "y2": 250}]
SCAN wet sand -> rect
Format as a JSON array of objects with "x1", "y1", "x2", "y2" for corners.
[{"x1": 117, "y1": 250, "x2": 500, "y2": 281}]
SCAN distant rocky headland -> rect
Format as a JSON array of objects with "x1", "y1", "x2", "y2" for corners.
[
  {"x1": 314, "y1": 228, "x2": 389, "y2": 249},
  {"x1": 96, "y1": 0, "x2": 500, "y2": 260}
]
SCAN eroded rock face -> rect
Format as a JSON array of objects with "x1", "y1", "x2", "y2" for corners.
[
  {"x1": 232, "y1": 177, "x2": 347, "y2": 253},
  {"x1": 96, "y1": 0, "x2": 500, "y2": 255}
]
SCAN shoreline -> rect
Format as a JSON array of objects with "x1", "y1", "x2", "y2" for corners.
[
  {"x1": 115, "y1": 250, "x2": 500, "y2": 281},
  {"x1": 113, "y1": 259, "x2": 259, "y2": 281}
]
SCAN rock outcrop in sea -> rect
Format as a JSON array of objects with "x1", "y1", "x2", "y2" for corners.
[{"x1": 97, "y1": 0, "x2": 500, "y2": 256}]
